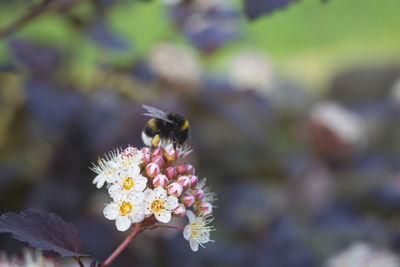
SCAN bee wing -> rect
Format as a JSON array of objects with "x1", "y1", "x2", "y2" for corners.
[{"x1": 142, "y1": 105, "x2": 173, "y2": 123}]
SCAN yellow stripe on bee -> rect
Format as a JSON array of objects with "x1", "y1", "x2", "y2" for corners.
[
  {"x1": 180, "y1": 120, "x2": 189, "y2": 131},
  {"x1": 148, "y1": 118, "x2": 157, "y2": 131},
  {"x1": 152, "y1": 135, "x2": 161, "y2": 147}
]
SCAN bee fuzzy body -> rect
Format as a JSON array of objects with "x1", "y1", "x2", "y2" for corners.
[{"x1": 142, "y1": 105, "x2": 190, "y2": 147}]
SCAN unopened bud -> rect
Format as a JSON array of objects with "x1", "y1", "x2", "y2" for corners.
[
  {"x1": 177, "y1": 176, "x2": 191, "y2": 190},
  {"x1": 198, "y1": 202, "x2": 213, "y2": 216},
  {"x1": 186, "y1": 164, "x2": 195, "y2": 175},
  {"x1": 153, "y1": 174, "x2": 169, "y2": 187},
  {"x1": 145, "y1": 162, "x2": 160, "y2": 178},
  {"x1": 182, "y1": 192, "x2": 195, "y2": 207},
  {"x1": 151, "y1": 156, "x2": 165, "y2": 167},
  {"x1": 141, "y1": 147, "x2": 151, "y2": 164},
  {"x1": 165, "y1": 167, "x2": 177, "y2": 179},
  {"x1": 152, "y1": 147, "x2": 164, "y2": 158},
  {"x1": 176, "y1": 164, "x2": 187, "y2": 174},
  {"x1": 193, "y1": 188, "x2": 204, "y2": 200},
  {"x1": 164, "y1": 143, "x2": 177, "y2": 161},
  {"x1": 189, "y1": 175, "x2": 198, "y2": 187},
  {"x1": 173, "y1": 204, "x2": 186, "y2": 217},
  {"x1": 168, "y1": 182, "x2": 183, "y2": 197}
]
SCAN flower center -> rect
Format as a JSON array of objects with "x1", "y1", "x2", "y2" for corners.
[
  {"x1": 122, "y1": 178, "x2": 135, "y2": 190},
  {"x1": 120, "y1": 202, "x2": 134, "y2": 215},
  {"x1": 150, "y1": 199, "x2": 165, "y2": 213},
  {"x1": 190, "y1": 223, "x2": 200, "y2": 237}
]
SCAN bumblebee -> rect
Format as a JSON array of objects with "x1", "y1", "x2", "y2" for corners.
[{"x1": 142, "y1": 105, "x2": 190, "y2": 147}]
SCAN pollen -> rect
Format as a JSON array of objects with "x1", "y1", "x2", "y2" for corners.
[
  {"x1": 190, "y1": 223, "x2": 200, "y2": 237},
  {"x1": 120, "y1": 202, "x2": 134, "y2": 215},
  {"x1": 122, "y1": 178, "x2": 135, "y2": 190},
  {"x1": 150, "y1": 199, "x2": 165, "y2": 213},
  {"x1": 105, "y1": 168, "x2": 116, "y2": 176},
  {"x1": 152, "y1": 134, "x2": 161, "y2": 147}
]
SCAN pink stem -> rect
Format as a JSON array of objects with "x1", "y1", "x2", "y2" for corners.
[
  {"x1": 155, "y1": 224, "x2": 184, "y2": 230},
  {"x1": 101, "y1": 223, "x2": 142, "y2": 267}
]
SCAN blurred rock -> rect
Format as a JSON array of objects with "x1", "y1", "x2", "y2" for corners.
[
  {"x1": 306, "y1": 102, "x2": 366, "y2": 163},
  {"x1": 327, "y1": 64, "x2": 400, "y2": 105},
  {"x1": 147, "y1": 43, "x2": 202, "y2": 95},
  {"x1": 325, "y1": 242, "x2": 400, "y2": 267}
]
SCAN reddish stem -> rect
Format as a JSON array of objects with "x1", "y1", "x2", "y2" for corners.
[
  {"x1": 101, "y1": 223, "x2": 142, "y2": 267},
  {"x1": 155, "y1": 224, "x2": 184, "y2": 230}
]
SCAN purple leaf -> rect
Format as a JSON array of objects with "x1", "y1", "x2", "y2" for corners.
[
  {"x1": 0, "y1": 209, "x2": 87, "y2": 258},
  {"x1": 9, "y1": 39, "x2": 61, "y2": 77},
  {"x1": 88, "y1": 19, "x2": 131, "y2": 51},
  {"x1": 244, "y1": 0, "x2": 300, "y2": 20}
]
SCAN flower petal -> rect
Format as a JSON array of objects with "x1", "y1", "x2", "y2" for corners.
[
  {"x1": 154, "y1": 186, "x2": 167, "y2": 199},
  {"x1": 115, "y1": 215, "x2": 131, "y2": 232},
  {"x1": 186, "y1": 210, "x2": 196, "y2": 223},
  {"x1": 103, "y1": 203, "x2": 119, "y2": 220},
  {"x1": 183, "y1": 225, "x2": 191, "y2": 240},
  {"x1": 165, "y1": 196, "x2": 178, "y2": 210},
  {"x1": 129, "y1": 191, "x2": 145, "y2": 203},
  {"x1": 93, "y1": 174, "x2": 105, "y2": 188},
  {"x1": 189, "y1": 238, "x2": 199, "y2": 252},
  {"x1": 130, "y1": 209, "x2": 145, "y2": 223},
  {"x1": 129, "y1": 165, "x2": 141, "y2": 176},
  {"x1": 155, "y1": 210, "x2": 171, "y2": 223},
  {"x1": 135, "y1": 176, "x2": 148, "y2": 192},
  {"x1": 144, "y1": 188, "x2": 154, "y2": 201}
]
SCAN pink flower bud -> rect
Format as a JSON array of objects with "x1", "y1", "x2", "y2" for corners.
[
  {"x1": 152, "y1": 147, "x2": 164, "y2": 158},
  {"x1": 168, "y1": 182, "x2": 183, "y2": 197},
  {"x1": 176, "y1": 164, "x2": 187, "y2": 174},
  {"x1": 182, "y1": 192, "x2": 195, "y2": 207},
  {"x1": 153, "y1": 174, "x2": 169, "y2": 187},
  {"x1": 151, "y1": 156, "x2": 165, "y2": 167},
  {"x1": 193, "y1": 188, "x2": 204, "y2": 200},
  {"x1": 145, "y1": 162, "x2": 160, "y2": 178},
  {"x1": 198, "y1": 202, "x2": 213, "y2": 216},
  {"x1": 165, "y1": 167, "x2": 177, "y2": 179},
  {"x1": 177, "y1": 176, "x2": 191, "y2": 190},
  {"x1": 173, "y1": 204, "x2": 186, "y2": 217},
  {"x1": 164, "y1": 143, "x2": 177, "y2": 161},
  {"x1": 186, "y1": 164, "x2": 195, "y2": 175},
  {"x1": 189, "y1": 175, "x2": 198, "y2": 187},
  {"x1": 141, "y1": 147, "x2": 151, "y2": 164}
]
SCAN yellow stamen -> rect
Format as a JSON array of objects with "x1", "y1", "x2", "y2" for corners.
[
  {"x1": 122, "y1": 178, "x2": 135, "y2": 190},
  {"x1": 190, "y1": 223, "x2": 200, "y2": 237},
  {"x1": 120, "y1": 202, "x2": 133, "y2": 215},
  {"x1": 150, "y1": 199, "x2": 165, "y2": 213}
]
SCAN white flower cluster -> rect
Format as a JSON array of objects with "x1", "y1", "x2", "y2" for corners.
[{"x1": 91, "y1": 143, "x2": 215, "y2": 251}]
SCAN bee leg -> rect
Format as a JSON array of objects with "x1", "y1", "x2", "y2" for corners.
[{"x1": 152, "y1": 134, "x2": 161, "y2": 147}]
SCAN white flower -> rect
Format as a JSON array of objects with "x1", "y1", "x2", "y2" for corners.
[
  {"x1": 116, "y1": 148, "x2": 143, "y2": 170},
  {"x1": 108, "y1": 165, "x2": 148, "y2": 202},
  {"x1": 144, "y1": 187, "x2": 178, "y2": 223},
  {"x1": 104, "y1": 192, "x2": 146, "y2": 231},
  {"x1": 183, "y1": 211, "x2": 214, "y2": 252},
  {"x1": 91, "y1": 151, "x2": 121, "y2": 188}
]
